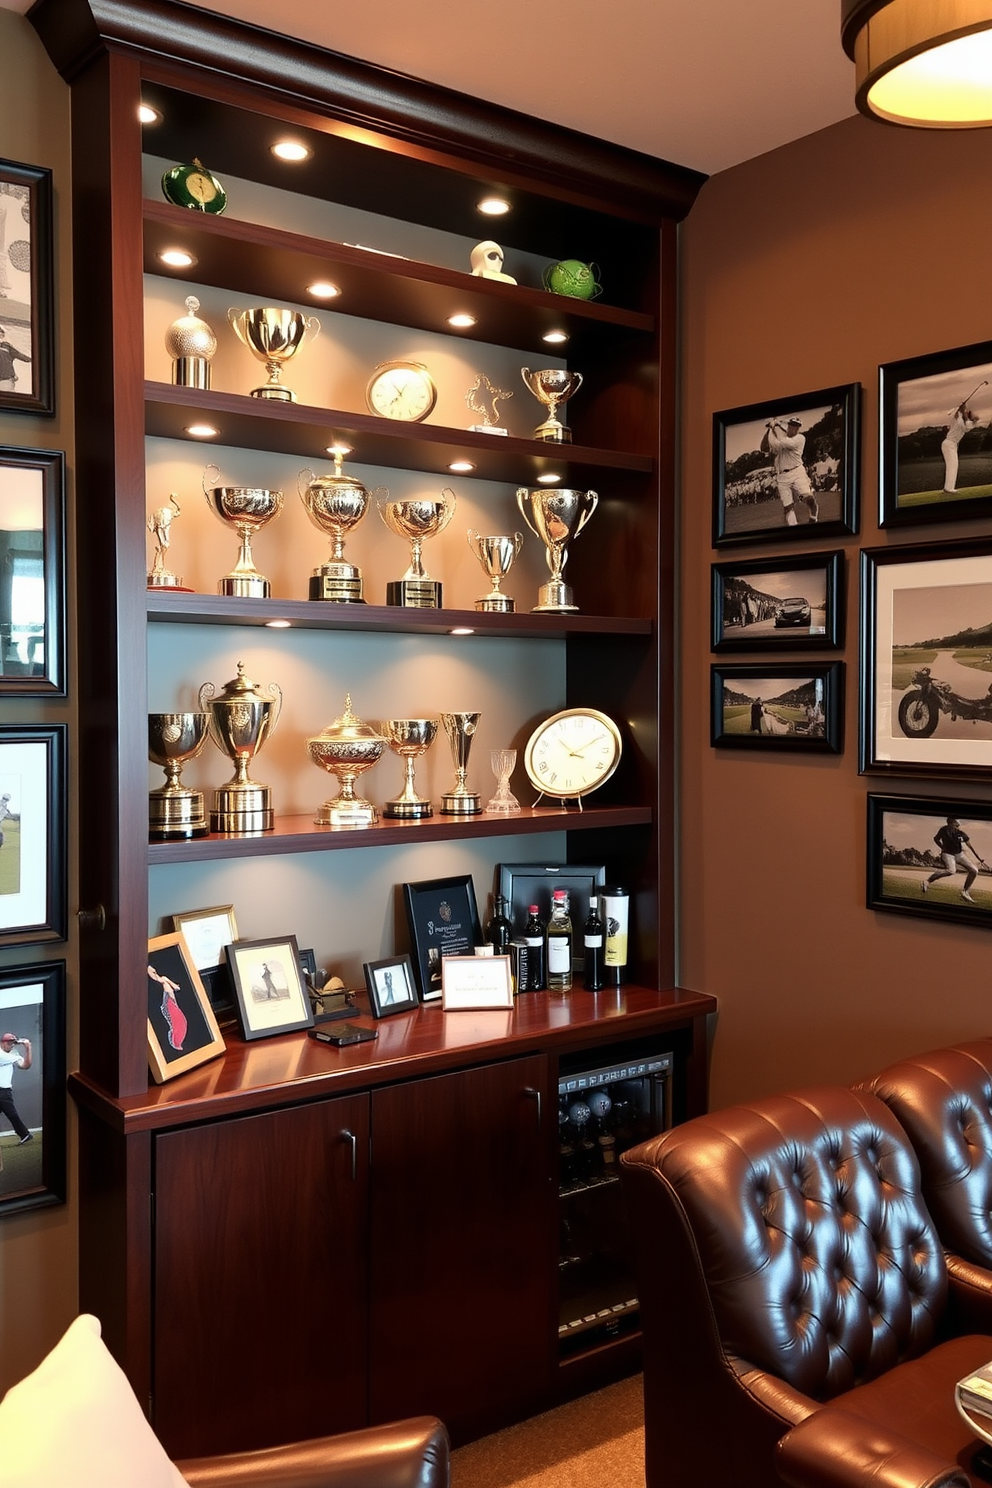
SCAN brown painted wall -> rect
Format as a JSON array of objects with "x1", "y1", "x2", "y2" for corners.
[{"x1": 681, "y1": 113, "x2": 992, "y2": 1109}]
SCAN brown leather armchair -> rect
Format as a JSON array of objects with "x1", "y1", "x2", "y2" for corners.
[
  {"x1": 620, "y1": 1086, "x2": 992, "y2": 1488},
  {"x1": 176, "y1": 1417, "x2": 450, "y2": 1488}
]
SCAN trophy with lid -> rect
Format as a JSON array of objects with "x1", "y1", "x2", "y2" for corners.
[
  {"x1": 228, "y1": 305, "x2": 320, "y2": 402},
  {"x1": 299, "y1": 449, "x2": 382, "y2": 603},
  {"x1": 516, "y1": 486, "x2": 599, "y2": 612},
  {"x1": 306, "y1": 695, "x2": 386, "y2": 827},
  {"x1": 199, "y1": 662, "x2": 282, "y2": 833},
  {"x1": 203, "y1": 464, "x2": 283, "y2": 598},
  {"x1": 378, "y1": 488, "x2": 456, "y2": 608},
  {"x1": 165, "y1": 295, "x2": 217, "y2": 390},
  {"x1": 148, "y1": 712, "x2": 210, "y2": 840}
]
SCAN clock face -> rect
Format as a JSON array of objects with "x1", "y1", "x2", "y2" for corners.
[
  {"x1": 366, "y1": 362, "x2": 436, "y2": 422},
  {"x1": 523, "y1": 708, "x2": 622, "y2": 800},
  {"x1": 161, "y1": 161, "x2": 228, "y2": 215}
]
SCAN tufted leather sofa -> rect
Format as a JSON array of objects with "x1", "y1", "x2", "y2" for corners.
[{"x1": 620, "y1": 1085, "x2": 992, "y2": 1488}]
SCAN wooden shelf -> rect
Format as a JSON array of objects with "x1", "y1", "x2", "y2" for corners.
[{"x1": 148, "y1": 803, "x2": 652, "y2": 864}]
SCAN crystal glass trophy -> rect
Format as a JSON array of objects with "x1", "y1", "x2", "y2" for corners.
[
  {"x1": 148, "y1": 712, "x2": 210, "y2": 840},
  {"x1": 203, "y1": 464, "x2": 283, "y2": 599},
  {"x1": 516, "y1": 486, "x2": 599, "y2": 612},
  {"x1": 379, "y1": 718, "x2": 437, "y2": 819},
  {"x1": 165, "y1": 295, "x2": 217, "y2": 390},
  {"x1": 306, "y1": 695, "x2": 386, "y2": 826},
  {"x1": 486, "y1": 748, "x2": 520, "y2": 813},
  {"x1": 440, "y1": 712, "x2": 482, "y2": 815},
  {"x1": 466, "y1": 530, "x2": 523, "y2": 612},
  {"x1": 520, "y1": 367, "x2": 583, "y2": 443},
  {"x1": 299, "y1": 453, "x2": 383, "y2": 603},
  {"x1": 199, "y1": 662, "x2": 282, "y2": 833},
  {"x1": 147, "y1": 494, "x2": 188, "y2": 590},
  {"x1": 228, "y1": 305, "x2": 320, "y2": 402},
  {"x1": 378, "y1": 488, "x2": 456, "y2": 608},
  {"x1": 465, "y1": 373, "x2": 513, "y2": 435}
]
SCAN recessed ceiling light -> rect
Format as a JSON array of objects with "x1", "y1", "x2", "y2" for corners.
[
  {"x1": 158, "y1": 248, "x2": 196, "y2": 269},
  {"x1": 449, "y1": 627, "x2": 475, "y2": 635},
  {"x1": 271, "y1": 140, "x2": 311, "y2": 162},
  {"x1": 448, "y1": 460, "x2": 475, "y2": 473},
  {"x1": 265, "y1": 619, "x2": 292, "y2": 628},
  {"x1": 478, "y1": 197, "x2": 510, "y2": 216},
  {"x1": 307, "y1": 281, "x2": 340, "y2": 299},
  {"x1": 325, "y1": 443, "x2": 352, "y2": 457},
  {"x1": 138, "y1": 104, "x2": 162, "y2": 125},
  {"x1": 542, "y1": 330, "x2": 568, "y2": 345},
  {"x1": 185, "y1": 423, "x2": 218, "y2": 438},
  {"x1": 537, "y1": 472, "x2": 561, "y2": 484},
  {"x1": 448, "y1": 313, "x2": 476, "y2": 329}
]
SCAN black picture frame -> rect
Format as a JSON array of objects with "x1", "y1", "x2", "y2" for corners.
[
  {"x1": 0, "y1": 724, "x2": 66, "y2": 947},
  {"x1": 0, "y1": 159, "x2": 55, "y2": 417},
  {"x1": 147, "y1": 932, "x2": 226, "y2": 1083},
  {"x1": 712, "y1": 550, "x2": 844, "y2": 652},
  {"x1": 861, "y1": 537, "x2": 992, "y2": 777},
  {"x1": 711, "y1": 662, "x2": 843, "y2": 752},
  {"x1": 713, "y1": 383, "x2": 860, "y2": 547},
  {"x1": 226, "y1": 934, "x2": 315, "y2": 1041},
  {"x1": 403, "y1": 874, "x2": 482, "y2": 1002},
  {"x1": 0, "y1": 960, "x2": 65, "y2": 1217},
  {"x1": 0, "y1": 448, "x2": 65, "y2": 695},
  {"x1": 496, "y1": 862, "x2": 606, "y2": 971},
  {"x1": 879, "y1": 338, "x2": 992, "y2": 528},
  {"x1": 364, "y1": 954, "x2": 419, "y2": 1018},
  {"x1": 868, "y1": 794, "x2": 992, "y2": 928}
]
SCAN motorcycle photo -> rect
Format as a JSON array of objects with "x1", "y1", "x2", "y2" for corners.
[{"x1": 897, "y1": 665, "x2": 992, "y2": 738}]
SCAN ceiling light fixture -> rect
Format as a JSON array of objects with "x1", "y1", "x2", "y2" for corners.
[
  {"x1": 542, "y1": 330, "x2": 568, "y2": 345},
  {"x1": 265, "y1": 619, "x2": 292, "y2": 629},
  {"x1": 307, "y1": 281, "x2": 340, "y2": 299},
  {"x1": 449, "y1": 627, "x2": 475, "y2": 636},
  {"x1": 158, "y1": 248, "x2": 196, "y2": 269},
  {"x1": 843, "y1": 0, "x2": 992, "y2": 125},
  {"x1": 447, "y1": 313, "x2": 476, "y2": 329},
  {"x1": 478, "y1": 196, "x2": 510, "y2": 216},
  {"x1": 537, "y1": 472, "x2": 561, "y2": 484},
  {"x1": 271, "y1": 139, "x2": 312, "y2": 161},
  {"x1": 138, "y1": 103, "x2": 162, "y2": 125},
  {"x1": 448, "y1": 460, "x2": 475, "y2": 473},
  {"x1": 185, "y1": 423, "x2": 218, "y2": 438},
  {"x1": 326, "y1": 443, "x2": 352, "y2": 457}
]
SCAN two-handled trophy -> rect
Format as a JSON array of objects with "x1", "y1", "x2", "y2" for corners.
[
  {"x1": 521, "y1": 367, "x2": 583, "y2": 443},
  {"x1": 148, "y1": 712, "x2": 210, "y2": 840},
  {"x1": 203, "y1": 464, "x2": 283, "y2": 599},
  {"x1": 199, "y1": 663, "x2": 282, "y2": 833},
  {"x1": 228, "y1": 306, "x2": 320, "y2": 402},
  {"x1": 379, "y1": 719, "x2": 437, "y2": 818},
  {"x1": 299, "y1": 452, "x2": 382, "y2": 603},
  {"x1": 378, "y1": 488, "x2": 456, "y2": 608},
  {"x1": 306, "y1": 695, "x2": 386, "y2": 827},
  {"x1": 440, "y1": 712, "x2": 482, "y2": 815},
  {"x1": 466, "y1": 530, "x2": 523, "y2": 612},
  {"x1": 516, "y1": 486, "x2": 599, "y2": 612}
]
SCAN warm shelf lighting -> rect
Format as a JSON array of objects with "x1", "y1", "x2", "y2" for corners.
[
  {"x1": 449, "y1": 627, "x2": 475, "y2": 635},
  {"x1": 307, "y1": 281, "x2": 340, "y2": 299},
  {"x1": 537, "y1": 472, "x2": 561, "y2": 484},
  {"x1": 138, "y1": 103, "x2": 162, "y2": 125},
  {"x1": 448, "y1": 460, "x2": 475, "y2": 473},
  {"x1": 542, "y1": 330, "x2": 568, "y2": 345},
  {"x1": 478, "y1": 196, "x2": 510, "y2": 216},
  {"x1": 843, "y1": 0, "x2": 992, "y2": 125},
  {"x1": 447, "y1": 313, "x2": 477, "y2": 329},
  {"x1": 158, "y1": 248, "x2": 196, "y2": 269},
  {"x1": 271, "y1": 139, "x2": 312, "y2": 161},
  {"x1": 326, "y1": 443, "x2": 352, "y2": 457},
  {"x1": 185, "y1": 423, "x2": 219, "y2": 438},
  {"x1": 266, "y1": 619, "x2": 292, "y2": 628}
]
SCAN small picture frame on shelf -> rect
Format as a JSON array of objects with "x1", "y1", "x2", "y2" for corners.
[
  {"x1": 867, "y1": 794, "x2": 992, "y2": 927},
  {"x1": 403, "y1": 874, "x2": 483, "y2": 1002},
  {"x1": 0, "y1": 159, "x2": 55, "y2": 417},
  {"x1": 226, "y1": 934, "x2": 315, "y2": 1041},
  {"x1": 147, "y1": 932, "x2": 226, "y2": 1083},
  {"x1": 0, "y1": 959, "x2": 66, "y2": 1218},
  {"x1": 171, "y1": 903, "x2": 239, "y2": 1019},
  {"x1": 0, "y1": 724, "x2": 67, "y2": 948},
  {"x1": 363, "y1": 954, "x2": 418, "y2": 1018},
  {"x1": 712, "y1": 551, "x2": 844, "y2": 651},
  {"x1": 711, "y1": 662, "x2": 843, "y2": 752},
  {"x1": 0, "y1": 447, "x2": 65, "y2": 695},
  {"x1": 713, "y1": 383, "x2": 860, "y2": 546},
  {"x1": 441, "y1": 955, "x2": 513, "y2": 1011}
]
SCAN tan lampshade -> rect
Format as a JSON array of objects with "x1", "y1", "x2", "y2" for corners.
[{"x1": 842, "y1": 0, "x2": 992, "y2": 125}]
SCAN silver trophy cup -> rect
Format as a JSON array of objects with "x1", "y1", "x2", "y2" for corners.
[{"x1": 516, "y1": 487, "x2": 599, "y2": 612}]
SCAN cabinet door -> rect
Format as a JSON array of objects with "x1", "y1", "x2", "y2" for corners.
[
  {"x1": 369, "y1": 1054, "x2": 554, "y2": 1436},
  {"x1": 153, "y1": 1093, "x2": 369, "y2": 1459}
]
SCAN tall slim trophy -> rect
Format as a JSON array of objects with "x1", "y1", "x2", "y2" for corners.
[
  {"x1": 521, "y1": 367, "x2": 583, "y2": 443},
  {"x1": 147, "y1": 494, "x2": 188, "y2": 590},
  {"x1": 440, "y1": 712, "x2": 482, "y2": 815},
  {"x1": 148, "y1": 712, "x2": 210, "y2": 840},
  {"x1": 466, "y1": 530, "x2": 523, "y2": 612},
  {"x1": 379, "y1": 719, "x2": 437, "y2": 819},
  {"x1": 203, "y1": 465, "x2": 283, "y2": 598},
  {"x1": 516, "y1": 487, "x2": 599, "y2": 612},
  {"x1": 165, "y1": 295, "x2": 217, "y2": 390},
  {"x1": 299, "y1": 454, "x2": 381, "y2": 603},
  {"x1": 228, "y1": 306, "x2": 320, "y2": 402},
  {"x1": 199, "y1": 662, "x2": 282, "y2": 833},
  {"x1": 378, "y1": 488, "x2": 456, "y2": 608}
]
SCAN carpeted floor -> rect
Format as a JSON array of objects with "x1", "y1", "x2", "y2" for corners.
[{"x1": 450, "y1": 1375, "x2": 645, "y2": 1488}]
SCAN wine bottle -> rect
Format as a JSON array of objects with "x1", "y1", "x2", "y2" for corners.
[
  {"x1": 522, "y1": 904, "x2": 546, "y2": 991},
  {"x1": 582, "y1": 897, "x2": 605, "y2": 991},
  {"x1": 486, "y1": 892, "x2": 513, "y2": 954},
  {"x1": 546, "y1": 888, "x2": 573, "y2": 991}
]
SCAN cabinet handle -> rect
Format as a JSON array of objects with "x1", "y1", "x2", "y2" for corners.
[
  {"x1": 342, "y1": 1129, "x2": 357, "y2": 1181},
  {"x1": 523, "y1": 1087, "x2": 542, "y2": 1127},
  {"x1": 76, "y1": 905, "x2": 107, "y2": 932}
]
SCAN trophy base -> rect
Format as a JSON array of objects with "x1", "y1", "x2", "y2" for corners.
[
  {"x1": 309, "y1": 573, "x2": 366, "y2": 603},
  {"x1": 147, "y1": 573, "x2": 193, "y2": 591},
  {"x1": 533, "y1": 419, "x2": 572, "y2": 444},
  {"x1": 220, "y1": 574, "x2": 270, "y2": 599},
  {"x1": 475, "y1": 594, "x2": 515, "y2": 612},
  {"x1": 468, "y1": 424, "x2": 509, "y2": 436},
  {"x1": 534, "y1": 579, "x2": 577, "y2": 613},
  {"x1": 314, "y1": 797, "x2": 378, "y2": 827},
  {"x1": 440, "y1": 791, "x2": 482, "y2": 815},
  {"x1": 250, "y1": 385, "x2": 297, "y2": 402},
  {"x1": 149, "y1": 788, "x2": 208, "y2": 840},
  {"x1": 172, "y1": 356, "x2": 210, "y2": 390},
  {"x1": 386, "y1": 579, "x2": 442, "y2": 609},
  {"x1": 210, "y1": 785, "x2": 274, "y2": 834},
  {"x1": 382, "y1": 798, "x2": 433, "y2": 819}
]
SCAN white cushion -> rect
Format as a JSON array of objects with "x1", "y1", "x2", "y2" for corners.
[{"x1": 0, "y1": 1313, "x2": 189, "y2": 1488}]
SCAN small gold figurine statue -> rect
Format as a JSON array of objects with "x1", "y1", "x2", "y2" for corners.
[{"x1": 466, "y1": 373, "x2": 513, "y2": 435}]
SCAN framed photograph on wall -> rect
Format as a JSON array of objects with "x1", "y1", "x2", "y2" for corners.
[
  {"x1": 711, "y1": 662, "x2": 843, "y2": 752},
  {"x1": 363, "y1": 954, "x2": 418, "y2": 1019},
  {"x1": 0, "y1": 724, "x2": 66, "y2": 947},
  {"x1": 403, "y1": 874, "x2": 482, "y2": 1002},
  {"x1": 0, "y1": 159, "x2": 54, "y2": 417},
  {"x1": 713, "y1": 383, "x2": 860, "y2": 546},
  {"x1": 0, "y1": 448, "x2": 65, "y2": 695},
  {"x1": 879, "y1": 339, "x2": 992, "y2": 527},
  {"x1": 868, "y1": 794, "x2": 992, "y2": 927},
  {"x1": 862, "y1": 538, "x2": 992, "y2": 776},
  {"x1": 0, "y1": 959, "x2": 65, "y2": 1217},
  {"x1": 147, "y1": 932, "x2": 225, "y2": 1083},
  {"x1": 226, "y1": 934, "x2": 315, "y2": 1041},
  {"x1": 712, "y1": 551, "x2": 844, "y2": 651}
]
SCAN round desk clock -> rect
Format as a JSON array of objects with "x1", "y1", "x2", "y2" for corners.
[
  {"x1": 523, "y1": 707, "x2": 621, "y2": 806},
  {"x1": 161, "y1": 158, "x2": 228, "y2": 214},
  {"x1": 366, "y1": 360, "x2": 437, "y2": 422}
]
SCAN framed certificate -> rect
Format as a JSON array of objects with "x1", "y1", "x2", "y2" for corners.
[{"x1": 403, "y1": 874, "x2": 482, "y2": 1002}]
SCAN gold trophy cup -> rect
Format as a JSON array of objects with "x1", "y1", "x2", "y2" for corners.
[
  {"x1": 378, "y1": 488, "x2": 456, "y2": 608},
  {"x1": 199, "y1": 662, "x2": 282, "y2": 833},
  {"x1": 165, "y1": 295, "x2": 217, "y2": 390},
  {"x1": 228, "y1": 305, "x2": 320, "y2": 402},
  {"x1": 203, "y1": 464, "x2": 283, "y2": 599},
  {"x1": 516, "y1": 486, "x2": 599, "y2": 613},
  {"x1": 520, "y1": 367, "x2": 583, "y2": 443},
  {"x1": 440, "y1": 711, "x2": 482, "y2": 815},
  {"x1": 148, "y1": 712, "x2": 210, "y2": 840},
  {"x1": 379, "y1": 718, "x2": 437, "y2": 819},
  {"x1": 307, "y1": 695, "x2": 386, "y2": 827},
  {"x1": 299, "y1": 453, "x2": 383, "y2": 603},
  {"x1": 466, "y1": 530, "x2": 523, "y2": 612}
]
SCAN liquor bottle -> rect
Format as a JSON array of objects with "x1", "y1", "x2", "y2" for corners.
[
  {"x1": 522, "y1": 904, "x2": 546, "y2": 991},
  {"x1": 486, "y1": 892, "x2": 513, "y2": 954},
  {"x1": 546, "y1": 888, "x2": 573, "y2": 991},
  {"x1": 582, "y1": 897, "x2": 605, "y2": 991}
]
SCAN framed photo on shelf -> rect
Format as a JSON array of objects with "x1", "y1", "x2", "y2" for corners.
[
  {"x1": 0, "y1": 959, "x2": 65, "y2": 1218},
  {"x1": 879, "y1": 339, "x2": 992, "y2": 528},
  {"x1": 403, "y1": 874, "x2": 482, "y2": 1002},
  {"x1": 713, "y1": 383, "x2": 860, "y2": 546},
  {"x1": 441, "y1": 955, "x2": 514, "y2": 1011},
  {"x1": 867, "y1": 794, "x2": 992, "y2": 928},
  {"x1": 171, "y1": 903, "x2": 239, "y2": 1018},
  {"x1": 0, "y1": 448, "x2": 65, "y2": 695},
  {"x1": 0, "y1": 159, "x2": 54, "y2": 417},
  {"x1": 0, "y1": 724, "x2": 66, "y2": 947},
  {"x1": 711, "y1": 662, "x2": 843, "y2": 752},
  {"x1": 712, "y1": 550, "x2": 844, "y2": 651},
  {"x1": 363, "y1": 954, "x2": 418, "y2": 1018},
  {"x1": 861, "y1": 538, "x2": 992, "y2": 776},
  {"x1": 497, "y1": 862, "x2": 605, "y2": 971},
  {"x1": 147, "y1": 932, "x2": 225, "y2": 1083},
  {"x1": 226, "y1": 934, "x2": 315, "y2": 1041}
]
